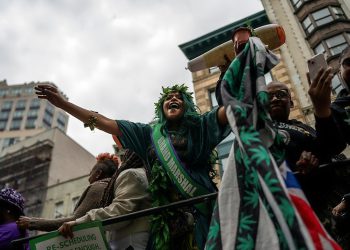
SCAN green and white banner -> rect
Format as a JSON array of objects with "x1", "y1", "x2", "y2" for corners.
[{"x1": 29, "y1": 221, "x2": 109, "y2": 250}]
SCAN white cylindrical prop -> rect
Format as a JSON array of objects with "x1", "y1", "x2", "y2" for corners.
[{"x1": 187, "y1": 24, "x2": 286, "y2": 72}]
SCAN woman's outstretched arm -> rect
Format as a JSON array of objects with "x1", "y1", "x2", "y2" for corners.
[{"x1": 35, "y1": 84, "x2": 121, "y2": 136}]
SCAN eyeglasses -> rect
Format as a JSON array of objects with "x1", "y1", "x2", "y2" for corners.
[{"x1": 268, "y1": 89, "x2": 290, "y2": 100}]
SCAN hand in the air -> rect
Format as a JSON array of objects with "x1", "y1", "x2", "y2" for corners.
[{"x1": 35, "y1": 84, "x2": 66, "y2": 109}]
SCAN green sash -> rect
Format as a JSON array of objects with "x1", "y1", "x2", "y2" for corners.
[{"x1": 151, "y1": 123, "x2": 211, "y2": 215}]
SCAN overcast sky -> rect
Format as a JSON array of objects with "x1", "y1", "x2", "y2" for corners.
[{"x1": 0, "y1": 0, "x2": 264, "y2": 157}]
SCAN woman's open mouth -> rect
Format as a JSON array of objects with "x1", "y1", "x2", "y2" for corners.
[{"x1": 169, "y1": 103, "x2": 180, "y2": 109}]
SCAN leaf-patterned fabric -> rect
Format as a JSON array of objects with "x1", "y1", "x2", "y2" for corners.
[{"x1": 205, "y1": 37, "x2": 341, "y2": 250}]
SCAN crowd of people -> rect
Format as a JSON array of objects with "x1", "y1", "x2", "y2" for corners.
[{"x1": 3, "y1": 29, "x2": 350, "y2": 250}]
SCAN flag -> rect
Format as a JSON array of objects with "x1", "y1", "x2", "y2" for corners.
[{"x1": 205, "y1": 37, "x2": 341, "y2": 250}]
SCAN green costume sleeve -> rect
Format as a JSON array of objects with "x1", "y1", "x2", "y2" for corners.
[
  {"x1": 115, "y1": 120, "x2": 152, "y2": 163},
  {"x1": 189, "y1": 106, "x2": 230, "y2": 167},
  {"x1": 201, "y1": 106, "x2": 231, "y2": 149}
]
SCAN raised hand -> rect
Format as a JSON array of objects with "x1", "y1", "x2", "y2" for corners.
[
  {"x1": 58, "y1": 220, "x2": 77, "y2": 239},
  {"x1": 307, "y1": 67, "x2": 333, "y2": 118},
  {"x1": 35, "y1": 83, "x2": 66, "y2": 109},
  {"x1": 34, "y1": 83, "x2": 120, "y2": 135}
]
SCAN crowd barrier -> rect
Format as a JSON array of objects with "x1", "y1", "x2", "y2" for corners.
[
  {"x1": 12, "y1": 158, "x2": 350, "y2": 248},
  {"x1": 11, "y1": 192, "x2": 218, "y2": 248}
]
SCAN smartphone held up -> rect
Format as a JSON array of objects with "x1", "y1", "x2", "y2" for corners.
[{"x1": 307, "y1": 53, "x2": 328, "y2": 83}]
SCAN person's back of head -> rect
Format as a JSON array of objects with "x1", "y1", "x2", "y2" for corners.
[
  {"x1": 0, "y1": 188, "x2": 28, "y2": 250},
  {"x1": 0, "y1": 187, "x2": 25, "y2": 223},
  {"x1": 88, "y1": 153, "x2": 119, "y2": 184},
  {"x1": 99, "y1": 149, "x2": 148, "y2": 208}
]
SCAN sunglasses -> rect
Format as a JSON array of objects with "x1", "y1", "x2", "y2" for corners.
[{"x1": 268, "y1": 89, "x2": 290, "y2": 100}]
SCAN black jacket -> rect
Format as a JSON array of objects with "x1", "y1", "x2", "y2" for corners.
[
  {"x1": 331, "y1": 88, "x2": 350, "y2": 145},
  {"x1": 273, "y1": 117, "x2": 346, "y2": 171}
]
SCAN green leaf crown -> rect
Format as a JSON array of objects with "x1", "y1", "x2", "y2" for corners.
[{"x1": 154, "y1": 84, "x2": 194, "y2": 118}]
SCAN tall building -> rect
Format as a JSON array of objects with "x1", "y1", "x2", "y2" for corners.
[
  {"x1": 0, "y1": 128, "x2": 95, "y2": 220},
  {"x1": 0, "y1": 80, "x2": 69, "y2": 152},
  {"x1": 41, "y1": 174, "x2": 89, "y2": 224},
  {"x1": 260, "y1": 0, "x2": 350, "y2": 122},
  {"x1": 179, "y1": 10, "x2": 306, "y2": 174}
]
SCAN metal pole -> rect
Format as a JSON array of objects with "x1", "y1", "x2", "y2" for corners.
[{"x1": 12, "y1": 192, "x2": 218, "y2": 246}]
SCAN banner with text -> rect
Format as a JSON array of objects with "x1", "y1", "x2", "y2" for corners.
[{"x1": 29, "y1": 221, "x2": 109, "y2": 250}]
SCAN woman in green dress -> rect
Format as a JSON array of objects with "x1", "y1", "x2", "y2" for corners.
[{"x1": 35, "y1": 83, "x2": 229, "y2": 249}]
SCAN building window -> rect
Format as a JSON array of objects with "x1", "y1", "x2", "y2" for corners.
[
  {"x1": 325, "y1": 34, "x2": 348, "y2": 56},
  {"x1": 0, "y1": 121, "x2": 7, "y2": 131},
  {"x1": 0, "y1": 89, "x2": 8, "y2": 97},
  {"x1": 290, "y1": 0, "x2": 311, "y2": 9},
  {"x1": 10, "y1": 88, "x2": 21, "y2": 96},
  {"x1": 45, "y1": 102, "x2": 54, "y2": 115},
  {"x1": 54, "y1": 201, "x2": 64, "y2": 218},
  {"x1": 1, "y1": 100, "x2": 13, "y2": 111},
  {"x1": 314, "y1": 43, "x2": 326, "y2": 55},
  {"x1": 24, "y1": 87, "x2": 34, "y2": 95},
  {"x1": 71, "y1": 196, "x2": 80, "y2": 215},
  {"x1": 290, "y1": 0, "x2": 302, "y2": 9},
  {"x1": 30, "y1": 99, "x2": 41, "y2": 109},
  {"x1": 10, "y1": 120, "x2": 21, "y2": 130},
  {"x1": 209, "y1": 89, "x2": 218, "y2": 109},
  {"x1": 264, "y1": 72, "x2": 273, "y2": 84},
  {"x1": 332, "y1": 6, "x2": 346, "y2": 19},
  {"x1": 43, "y1": 112, "x2": 53, "y2": 127},
  {"x1": 312, "y1": 8, "x2": 333, "y2": 26},
  {"x1": 332, "y1": 74, "x2": 344, "y2": 95},
  {"x1": 0, "y1": 111, "x2": 10, "y2": 121},
  {"x1": 302, "y1": 6, "x2": 347, "y2": 35},
  {"x1": 12, "y1": 110, "x2": 24, "y2": 120},
  {"x1": 313, "y1": 33, "x2": 350, "y2": 57},
  {"x1": 27, "y1": 109, "x2": 38, "y2": 118},
  {"x1": 25, "y1": 118, "x2": 36, "y2": 129},
  {"x1": 57, "y1": 112, "x2": 67, "y2": 131},
  {"x1": 2, "y1": 137, "x2": 19, "y2": 148},
  {"x1": 209, "y1": 67, "x2": 220, "y2": 75},
  {"x1": 302, "y1": 16, "x2": 315, "y2": 34},
  {"x1": 15, "y1": 100, "x2": 27, "y2": 110}
]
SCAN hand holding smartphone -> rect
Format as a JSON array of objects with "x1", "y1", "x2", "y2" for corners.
[
  {"x1": 307, "y1": 53, "x2": 328, "y2": 84},
  {"x1": 307, "y1": 53, "x2": 333, "y2": 118}
]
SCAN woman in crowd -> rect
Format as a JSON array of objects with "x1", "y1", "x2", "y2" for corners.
[
  {"x1": 0, "y1": 188, "x2": 29, "y2": 250},
  {"x1": 34, "y1": 83, "x2": 229, "y2": 249},
  {"x1": 59, "y1": 149, "x2": 151, "y2": 250},
  {"x1": 17, "y1": 152, "x2": 119, "y2": 232}
]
